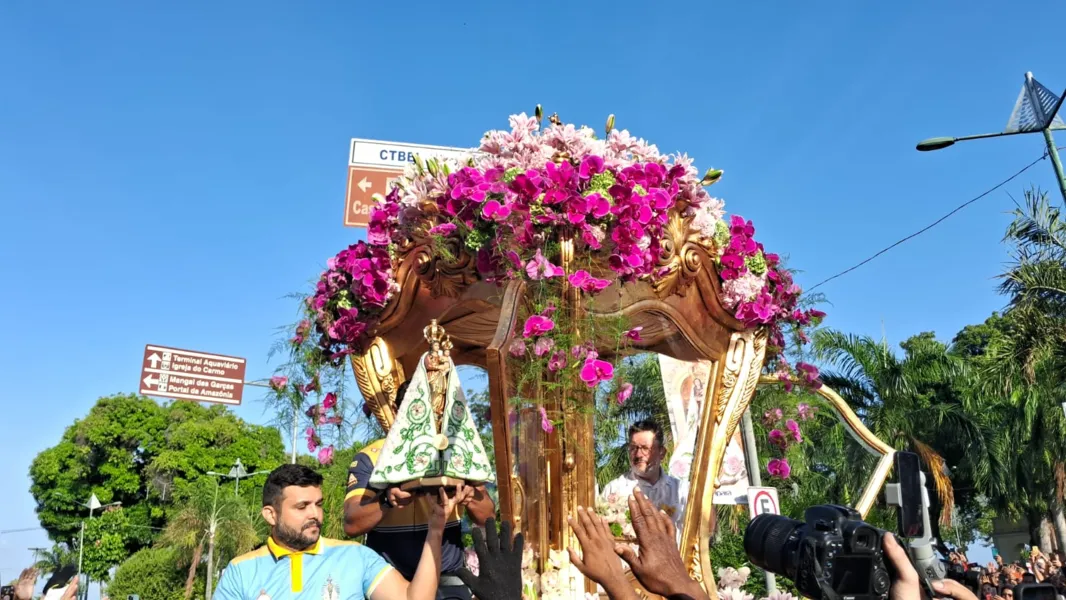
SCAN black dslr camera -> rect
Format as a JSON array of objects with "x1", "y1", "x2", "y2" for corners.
[{"x1": 745, "y1": 504, "x2": 892, "y2": 600}]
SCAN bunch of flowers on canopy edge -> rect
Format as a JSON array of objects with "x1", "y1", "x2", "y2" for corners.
[{"x1": 306, "y1": 108, "x2": 825, "y2": 380}]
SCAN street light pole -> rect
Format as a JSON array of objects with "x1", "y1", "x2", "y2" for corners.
[
  {"x1": 76, "y1": 495, "x2": 120, "y2": 600},
  {"x1": 917, "y1": 71, "x2": 1066, "y2": 203}
]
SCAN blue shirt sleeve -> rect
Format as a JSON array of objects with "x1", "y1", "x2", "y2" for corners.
[
  {"x1": 358, "y1": 544, "x2": 396, "y2": 596},
  {"x1": 212, "y1": 563, "x2": 243, "y2": 600}
]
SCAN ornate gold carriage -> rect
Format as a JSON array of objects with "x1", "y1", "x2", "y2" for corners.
[{"x1": 349, "y1": 225, "x2": 896, "y2": 598}]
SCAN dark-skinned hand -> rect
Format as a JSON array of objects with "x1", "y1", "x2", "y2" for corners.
[{"x1": 617, "y1": 489, "x2": 709, "y2": 600}]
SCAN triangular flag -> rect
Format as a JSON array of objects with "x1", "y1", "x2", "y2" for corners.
[
  {"x1": 1006, "y1": 74, "x2": 1066, "y2": 133},
  {"x1": 88, "y1": 494, "x2": 101, "y2": 511}
]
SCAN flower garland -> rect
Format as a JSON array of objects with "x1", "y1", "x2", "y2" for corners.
[
  {"x1": 305, "y1": 110, "x2": 825, "y2": 417},
  {"x1": 761, "y1": 402, "x2": 818, "y2": 480}
]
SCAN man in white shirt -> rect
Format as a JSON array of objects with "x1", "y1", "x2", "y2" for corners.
[{"x1": 600, "y1": 420, "x2": 683, "y2": 526}]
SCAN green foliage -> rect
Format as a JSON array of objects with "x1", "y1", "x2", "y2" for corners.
[
  {"x1": 81, "y1": 508, "x2": 133, "y2": 580},
  {"x1": 305, "y1": 441, "x2": 365, "y2": 540},
  {"x1": 29, "y1": 394, "x2": 286, "y2": 558},
  {"x1": 109, "y1": 547, "x2": 200, "y2": 600}
]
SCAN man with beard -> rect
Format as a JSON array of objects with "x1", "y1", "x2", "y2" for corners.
[
  {"x1": 600, "y1": 420, "x2": 683, "y2": 526},
  {"x1": 214, "y1": 464, "x2": 458, "y2": 600}
]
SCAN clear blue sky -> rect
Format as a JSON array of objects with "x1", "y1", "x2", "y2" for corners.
[{"x1": 2, "y1": 0, "x2": 1063, "y2": 583}]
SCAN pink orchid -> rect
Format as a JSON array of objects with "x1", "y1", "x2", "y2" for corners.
[
  {"x1": 522, "y1": 315, "x2": 555, "y2": 338},
  {"x1": 797, "y1": 403, "x2": 816, "y2": 420},
  {"x1": 617, "y1": 382, "x2": 634, "y2": 404},
  {"x1": 525, "y1": 249, "x2": 564, "y2": 280},
  {"x1": 317, "y1": 445, "x2": 334, "y2": 465},
  {"x1": 509, "y1": 339, "x2": 527, "y2": 357},
  {"x1": 269, "y1": 375, "x2": 288, "y2": 391},
  {"x1": 786, "y1": 419, "x2": 802, "y2": 443},
  {"x1": 762, "y1": 408, "x2": 783, "y2": 426},
  {"x1": 323, "y1": 392, "x2": 337, "y2": 410},
  {"x1": 768, "y1": 429, "x2": 787, "y2": 450},
  {"x1": 568, "y1": 270, "x2": 611, "y2": 294},
  {"x1": 539, "y1": 407, "x2": 554, "y2": 434},
  {"x1": 624, "y1": 326, "x2": 643, "y2": 342},
  {"x1": 548, "y1": 350, "x2": 567, "y2": 372},
  {"x1": 534, "y1": 337, "x2": 555, "y2": 357},
  {"x1": 429, "y1": 223, "x2": 457, "y2": 236},
  {"x1": 482, "y1": 199, "x2": 512, "y2": 221},
  {"x1": 796, "y1": 362, "x2": 822, "y2": 389},
  {"x1": 767, "y1": 458, "x2": 791, "y2": 479},
  {"x1": 579, "y1": 357, "x2": 615, "y2": 387}
]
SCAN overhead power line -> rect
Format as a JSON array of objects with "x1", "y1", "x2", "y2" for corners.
[{"x1": 808, "y1": 151, "x2": 1051, "y2": 291}]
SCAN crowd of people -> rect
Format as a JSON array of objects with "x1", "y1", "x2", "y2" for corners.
[{"x1": 949, "y1": 546, "x2": 1066, "y2": 600}]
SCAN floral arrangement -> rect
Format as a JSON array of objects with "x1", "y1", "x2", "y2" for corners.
[
  {"x1": 595, "y1": 493, "x2": 635, "y2": 540},
  {"x1": 761, "y1": 402, "x2": 818, "y2": 480},
  {"x1": 718, "y1": 566, "x2": 798, "y2": 600},
  {"x1": 305, "y1": 110, "x2": 824, "y2": 389}
]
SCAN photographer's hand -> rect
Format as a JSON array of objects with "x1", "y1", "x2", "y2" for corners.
[
  {"x1": 884, "y1": 533, "x2": 922, "y2": 600},
  {"x1": 931, "y1": 579, "x2": 979, "y2": 600}
]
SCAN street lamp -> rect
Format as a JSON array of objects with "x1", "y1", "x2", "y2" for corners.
[
  {"x1": 917, "y1": 71, "x2": 1066, "y2": 203},
  {"x1": 76, "y1": 494, "x2": 120, "y2": 600},
  {"x1": 207, "y1": 459, "x2": 270, "y2": 496}
]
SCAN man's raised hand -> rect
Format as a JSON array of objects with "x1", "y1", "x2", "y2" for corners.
[{"x1": 618, "y1": 489, "x2": 707, "y2": 600}]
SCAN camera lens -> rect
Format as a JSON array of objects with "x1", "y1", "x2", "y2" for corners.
[{"x1": 745, "y1": 514, "x2": 804, "y2": 578}]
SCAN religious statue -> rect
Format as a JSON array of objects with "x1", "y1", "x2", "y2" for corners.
[{"x1": 367, "y1": 320, "x2": 494, "y2": 492}]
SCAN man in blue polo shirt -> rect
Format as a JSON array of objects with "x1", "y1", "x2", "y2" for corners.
[
  {"x1": 344, "y1": 383, "x2": 496, "y2": 600},
  {"x1": 214, "y1": 463, "x2": 458, "y2": 600}
]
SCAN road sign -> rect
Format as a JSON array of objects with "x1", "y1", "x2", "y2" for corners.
[
  {"x1": 343, "y1": 138, "x2": 475, "y2": 228},
  {"x1": 747, "y1": 487, "x2": 781, "y2": 517},
  {"x1": 139, "y1": 345, "x2": 247, "y2": 405}
]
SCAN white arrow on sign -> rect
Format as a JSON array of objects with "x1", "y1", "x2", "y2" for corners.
[
  {"x1": 358, "y1": 177, "x2": 372, "y2": 192},
  {"x1": 143, "y1": 375, "x2": 158, "y2": 388},
  {"x1": 147, "y1": 353, "x2": 161, "y2": 368}
]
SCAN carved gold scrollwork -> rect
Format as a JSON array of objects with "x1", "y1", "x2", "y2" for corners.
[
  {"x1": 350, "y1": 337, "x2": 406, "y2": 432},
  {"x1": 651, "y1": 211, "x2": 707, "y2": 298},
  {"x1": 401, "y1": 233, "x2": 479, "y2": 298}
]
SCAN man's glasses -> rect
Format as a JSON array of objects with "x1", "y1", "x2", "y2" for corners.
[{"x1": 627, "y1": 444, "x2": 657, "y2": 455}]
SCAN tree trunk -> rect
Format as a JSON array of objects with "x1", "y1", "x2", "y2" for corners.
[
  {"x1": 1053, "y1": 503, "x2": 1066, "y2": 551},
  {"x1": 1030, "y1": 510, "x2": 1043, "y2": 548},
  {"x1": 1040, "y1": 515, "x2": 1055, "y2": 552},
  {"x1": 183, "y1": 541, "x2": 203, "y2": 600},
  {"x1": 205, "y1": 525, "x2": 217, "y2": 600}
]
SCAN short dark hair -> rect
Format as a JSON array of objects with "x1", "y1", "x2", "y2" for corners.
[
  {"x1": 628, "y1": 419, "x2": 664, "y2": 448},
  {"x1": 262, "y1": 464, "x2": 323, "y2": 508}
]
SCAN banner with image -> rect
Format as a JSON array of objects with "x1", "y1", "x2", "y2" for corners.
[{"x1": 658, "y1": 355, "x2": 750, "y2": 505}]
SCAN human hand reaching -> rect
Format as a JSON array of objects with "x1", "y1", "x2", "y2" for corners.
[
  {"x1": 14, "y1": 568, "x2": 38, "y2": 600},
  {"x1": 882, "y1": 533, "x2": 978, "y2": 600},
  {"x1": 457, "y1": 519, "x2": 524, "y2": 600},
  {"x1": 568, "y1": 506, "x2": 630, "y2": 596},
  {"x1": 429, "y1": 486, "x2": 462, "y2": 536},
  {"x1": 385, "y1": 486, "x2": 415, "y2": 509},
  {"x1": 617, "y1": 489, "x2": 707, "y2": 600},
  {"x1": 59, "y1": 579, "x2": 78, "y2": 600}
]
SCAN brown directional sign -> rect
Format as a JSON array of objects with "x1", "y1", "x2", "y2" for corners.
[
  {"x1": 344, "y1": 166, "x2": 402, "y2": 228},
  {"x1": 139, "y1": 344, "x2": 247, "y2": 405}
]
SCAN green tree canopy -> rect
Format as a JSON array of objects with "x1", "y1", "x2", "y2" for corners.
[
  {"x1": 109, "y1": 547, "x2": 200, "y2": 600},
  {"x1": 29, "y1": 394, "x2": 287, "y2": 557}
]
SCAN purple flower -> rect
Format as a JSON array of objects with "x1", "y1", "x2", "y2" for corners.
[
  {"x1": 534, "y1": 337, "x2": 555, "y2": 357},
  {"x1": 323, "y1": 392, "x2": 337, "y2": 410},
  {"x1": 617, "y1": 382, "x2": 634, "y2": 405},
  {"x1": 429, "y1": 223, "x2": 457, "y2": 236},
  {"x1": 548, "y1": 350, "x2": 567, "y2": 372},
  {"x1": 481, "y1": 199, "x2": 511, "y2": 221},
  {"x1": 768, "y1": 429, "x2": 787, "y2": 450},
  {"x1": 509, "y1": 339, "x2": 527, "y2": 357},
  {"x1": 522, "y1": 315, "x2": 555, "y2": 338},
  {"x1": 539, "y1": 407, "x2": 554, "y2": 434},
  {"x1": 786, "y1": 419, "x2": 802, "y2": 443},
  {"x1": 269, "y1": 376, "x2": 288, "y2": 391},
  {"x1": 762, "y1": 408, "x2": 783, "y2": 427},
  {"x1": 624, "y1": 326, "x2": 643, "y2": 342},
  {"x1": 767, "y1": 458, "x2": 791, "y2": 479},
  {"x1": 579, "y1": 357, "x2": 615, "y2": 387},
  {"x1": 797, "y1": 403, "x2": 816, "y2": 420},
  {"x1": 796, "y1": 362, "x2": 821, "y2": 388},
  {"x1": 525, "y1": 249, "x2": 564, "y2": 280}
]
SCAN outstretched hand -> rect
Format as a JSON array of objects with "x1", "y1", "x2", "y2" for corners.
[
  {"x1": 14, "y1": 568, "x2": 38, "y2": 600},
  {"x1": 882, "y1": 533, "x2": 978, "y2": 600},
  {"x1": 457, "y1": 518, "x2": 524, "y2": 600},
  {"x1": 617, "y1": 489, "x2": 707, "y2": 600},
  {"x1": 568, "y1": 507, "x2": 631, "y2": 597}
]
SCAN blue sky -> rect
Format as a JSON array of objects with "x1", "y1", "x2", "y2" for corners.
[{"x1": 2, "y1": 0, "x2": 1064, "y2": 583}]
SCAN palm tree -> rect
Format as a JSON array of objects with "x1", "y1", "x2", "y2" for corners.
[
  {"x1": 33, "y1": 544, "x2": 73, "y2": 578},
  {"x1": 813, "y1": 329, "x2": 993, "y2": 529},
  {"x1": 981, "y1": 187, "x2": 1066, "y2": 547},
  {"x1": 158, "y1": 479, "x2": 259, "y2": 600}
]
